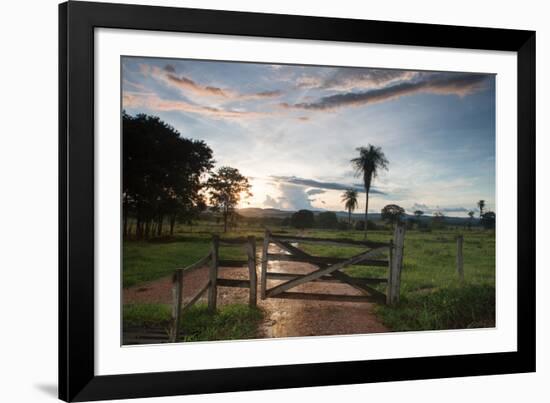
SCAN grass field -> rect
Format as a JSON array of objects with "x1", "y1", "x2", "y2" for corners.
[{"x1": 123, "y1": 221, "x2": 495, "y2": 334}]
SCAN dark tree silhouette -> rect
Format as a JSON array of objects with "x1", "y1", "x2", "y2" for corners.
[
  {"x1": 467, "y1": 210, "x2": 475, "y2": 230},
  {"x1": 341, "y1": 189, "x2": 359, "y2": 226},
  {"x1": 206, "y1": 166, "x2": 252, "y2": 233},
  {"x1": 123, "y1": 112, "x2": 213, "y2": 239},
  {"x1": 481, "y1": 211, "x2": 496, "y2": 229},
  {"x1": 351, "y1": 145, "x2": 388, "y2": 240},
  {"x1": 477, "y1": 200, "x2": 486, "y2": 218},
  {"x1": 381, "y1": 204, "x2": 405, "y2": 227},
  {"x1": 290, "y1": 210, "x2": 315, "y2": 229}
]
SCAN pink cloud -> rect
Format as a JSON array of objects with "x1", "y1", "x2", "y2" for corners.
[{"x1": 123, "y1": 92, "x2": 270, "y2": 120}]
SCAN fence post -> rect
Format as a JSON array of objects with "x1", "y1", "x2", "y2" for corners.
[
  {"x1": 456, "y1": 235, "x2": 464, "y2": 283},
  {"x1": 387, "y1": 222, "x2": 405, "y2": 305},
  {"x1": 170, "y1": 270, "x2": 183, "y2": 342},
  {"x1": 386, "y1": 241, "x2": 394, "y2": 305},
  {"x1": 208, "y1": 235, "x2": 219, "y2": 312},
  {"x1": 247, "y1": 236, "x2": 257, "y2": 307},
  {"x1": 260, "y1": 230, "x2": 270, "y2": 299}
]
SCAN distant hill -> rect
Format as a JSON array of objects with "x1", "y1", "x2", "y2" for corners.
[{"x1": 236, "y1": 207, "x2": 477, "y2": 225}]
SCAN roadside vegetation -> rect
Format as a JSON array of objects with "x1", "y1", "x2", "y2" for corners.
[{"x1": 123, "y1": 303, "x2": 263, "y2": 342}]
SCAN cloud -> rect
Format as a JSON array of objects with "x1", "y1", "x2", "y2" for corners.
[
  {"x1": 122, "y1": 92, "x2": 269, "y2": 120},
  {"x1": 263, "y1": 195, "x2": 284, "y2": 209},
  {"x1": 144, "y1": 64, "x2": 283, "y2": 101},
  {"x1": 298, "y1": 68, "x2": 417, "y2": 91},
  {"x1": 410, "y1": 203, "x2": 468, "y2": 214},
  {"x1": 123, "y1": 79, "x2": 149, "y2": 92},
  {"x1": 272, "y1": 176, "x2": 385, "y2": 195},
  {"x1": 164, "y1": 72, "x2": 230, "y2": 97},
  {"x1": 252, "y1": 90, "x2": 284, "y2": 99},
  {"x1": 263, "y1": 184, "x2": 314, "y2": 210},
  {"x1": 306, "y1": 189, "x2": 326, "y2": 196},
  {"x1": 283, "y1": 73, "x2": 490, "y2": 111}
]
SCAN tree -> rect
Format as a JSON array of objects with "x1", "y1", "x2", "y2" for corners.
[
  {"x1": 123, "y1": 112, "x2": 214, "y2": 239},
  {"x1": 413, "y1": 210, "x2": 424, "y2": 229},
  {"x1": 467, "y1": 210, "x2": 475, "y2": 230},
  {"x1": 351, "y1": 145, "x2": 389, "y2": 240},
  {"x1": 481, "y1": 211, "x2": 496, "y2": 229},
  {"x1": 477, "y1": 200, "x2": 486, "y2": 218},
  {"x1": 206, "y1": 166, "x2": 252, "y2": 233},
  {"x1": 341, "y1": 189, "x2": 359, "y2": 226},
  {"x1": 381, "y1": 204, "x2": 405, "y2": 227},
  {"x1": 290, "y1": 209, "x2": 315, "y2": 229},
  {"x1": 317, "y1": 211, "x2": 338, "y2": 229},
  {"x1": 432, "y1": 211, "x2": 446, "y2": 229}
]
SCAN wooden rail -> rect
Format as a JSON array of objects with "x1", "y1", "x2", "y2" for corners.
[
  {"x1": 270, "y1": 292, "x2": 384, "y2": 304},
  {"x1": 266, "y1": 271, "x2": 387, "y2": 284},
  {"x1": 270, "y1": 234, "x2": 390, "y2": 249},
  {"x1": 267, "y1": 253, "x2": 388, "y2": 267}
]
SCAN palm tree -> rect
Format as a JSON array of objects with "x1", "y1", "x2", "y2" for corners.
[
  {"x1": 351, "y1": 145, "x2": 389, "y2": 240},
  {"x1": 414, "y1": 210, "x2": 424, "y2": 229},
  {"x1": 341, "y1": 189, "x2": 359, "y2": 227},
  {"x1": 477, "y1": 200, "x2": 486, "y2": 218},
  {"x1": 468, "y1": 210, "x2": 475, "y2": 230}
]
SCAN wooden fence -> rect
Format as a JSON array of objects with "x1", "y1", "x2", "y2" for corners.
[
  {"x1": 169, "y1": 225, "x2": 407, "y2": 342},
  {"x1": 169, "y1": 235, "x2": 257, "y2": 342},
  {"x1": 261, "y1": 223, "x2": 406, "y2": 305}
]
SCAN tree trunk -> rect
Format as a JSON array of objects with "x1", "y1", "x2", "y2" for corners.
[
  {"x1": 136, "y1": 216, "x2": 142, "y2": 239},
  {"x1": 364, "y1": 191, "x2": 369, "y2": 240},
  {"x1": 157, "y1": 215, "x2": 163, "y2": 236},
  {"x1": 348, "y1": 208, "x2": 351, "y2": 227},
  {"x1": 145, "y1": 220, "x2": 151, "y2": 239},
  {"x1": 123, "y1": 197, "x2": 128, "y2": 239},
  {"x1": 170, "y1": 215, "x2": 176, "y2": 236},
  {"x1": 223, "y1": 208, "x2": 228, "y2": 233}
]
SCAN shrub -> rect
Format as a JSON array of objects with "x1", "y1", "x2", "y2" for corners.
[
  {"x1": 317, "y1": 211, "x2": 338, "y2": 229},
  {"x1": 290, "y1": 209, "x2": 315, "y2": 229},
  {"x1": 354, "y1": 220, "x2": 378, "y2": 230}
]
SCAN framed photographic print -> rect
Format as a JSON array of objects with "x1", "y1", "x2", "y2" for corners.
[{"x1": 59, "y1": 1, "x2": 535, "y2": 401}]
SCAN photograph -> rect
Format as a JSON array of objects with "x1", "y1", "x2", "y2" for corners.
[{"x1": 121, "y1": 56, "x2": 497, "y2": 345}]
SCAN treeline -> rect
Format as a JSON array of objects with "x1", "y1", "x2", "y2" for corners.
[
  {"x1": 282, "y1": 210, "x2": 382, "y2": 230},
  {"x1": 123, "y1": 112, "x2": 214, "y2": 239}
]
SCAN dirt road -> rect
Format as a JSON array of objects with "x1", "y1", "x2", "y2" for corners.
[{"x1": 124, "y1": 244, "x2": 388, "y2": 338}]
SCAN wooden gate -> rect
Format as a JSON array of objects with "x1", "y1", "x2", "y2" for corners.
[{"x1": 261, "y1": 223, "x2": 405, "y2": 305}]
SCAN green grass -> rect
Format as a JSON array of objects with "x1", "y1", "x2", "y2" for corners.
[
  {"x1": 123, "y1": 235, "x2": 246, "y2": 287},
  {"x1": 123, "y1": 222, "x2": 495, "y2": 332},
  {"x1": 123, "y1": 303, "x2": 264, "y2": 342},
  {"x1": 375, "y1": 284, "x2": 495, "y2": 331}
]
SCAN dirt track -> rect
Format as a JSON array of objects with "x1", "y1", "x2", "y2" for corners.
[{"x1": 124, "y1": 245, "x2": 388, "y2": 338}]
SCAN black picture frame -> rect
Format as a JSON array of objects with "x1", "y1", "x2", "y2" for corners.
[{"x1": 59, "y1": 1, "x2": 536, "y2": 401}]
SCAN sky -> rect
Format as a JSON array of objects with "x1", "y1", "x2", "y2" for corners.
[{"x1": 122, "y1": 57, "x2": 496, "y2": 217}]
